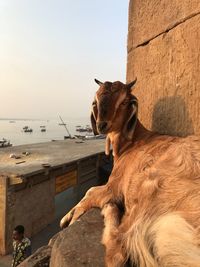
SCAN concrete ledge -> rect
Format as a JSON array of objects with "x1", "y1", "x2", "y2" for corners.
[
  {"x1": 19, "y1": 209, "x2": 105, "y2": 267},
  {"x1": 18, "y1": 246, "x2": 51, "y2": 267},
  {"x1": 50, "y1": 209, "x2": 105, "y2": 267}
]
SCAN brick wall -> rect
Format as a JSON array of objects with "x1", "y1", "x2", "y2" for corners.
[{"x1": 127, "y1": 0, "x2": 200, "y2": 136}]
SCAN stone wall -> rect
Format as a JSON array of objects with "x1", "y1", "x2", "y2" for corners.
[
  {"x1": 6, "y1": 178, "x2": 55, "y2": 253},
  {"x1": 0, "y1": 177, "x2": 7, "y2": 255},
  {"x1": 19, "y1": 209, "x2": 105, "y2": 267},
  {"x1": 127, "y1": 0, "x2": 200, "y2": 136}
]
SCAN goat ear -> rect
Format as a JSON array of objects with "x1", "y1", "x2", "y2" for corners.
[
  {"x1": 90, "y1": 103, "x2": 98, "y2": 135},
  {"x1": 94, "y1": 79, "x2": 103, "y2": 86},
  {"x1": 127, "y1": 78, "x2": 137, "y2": 90},
  {"x1": 123, "y1": 97, "x2": 138, "y2": 140},
  {"x1": 90, "y1": 112, "x2": 98, "y2": 135}
]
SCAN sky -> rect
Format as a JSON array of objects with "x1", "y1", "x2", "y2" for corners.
[{"x1": 0, "y1": 0, "x2": 129, "y2": 119}]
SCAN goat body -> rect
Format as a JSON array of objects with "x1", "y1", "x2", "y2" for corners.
[{"x1": 60, "y1": 80, "x2": 200, "y2": 267}]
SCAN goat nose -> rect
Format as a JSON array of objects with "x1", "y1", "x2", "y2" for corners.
[{"x1": 98, "y1": 121, "x2": 108, "y2": 132}]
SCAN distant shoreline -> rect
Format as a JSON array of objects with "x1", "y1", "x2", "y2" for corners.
[
  {"x1": 0, "y1": 118, "x2": 45, "y2": 121},
  {"x1": 0, "y1": 117, "x2": 89, "y2": 121}
]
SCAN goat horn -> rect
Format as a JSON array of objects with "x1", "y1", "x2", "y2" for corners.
[
  {"x1": 127, "y1": 78, "x2": 137, "y2": 89},
  {"x1": 94, "y1": 79, "x2": 103, "y2": 86}
]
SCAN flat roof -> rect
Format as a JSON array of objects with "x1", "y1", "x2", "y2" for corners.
[{"x1": 0, "y1": 139, "x2": 105, "y2": 177}]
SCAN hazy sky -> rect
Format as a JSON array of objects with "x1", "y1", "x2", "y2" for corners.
[{"x1": 0, "y1": 0, "x2": 129, "y2": 119}]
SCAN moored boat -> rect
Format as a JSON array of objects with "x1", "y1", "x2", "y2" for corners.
[
  {"x1": 76, "y1": 125, "x2": 93, "y2": 132},
  {"x1": 0, "y1": 138, "x2": 12, "y2": 148},
  {"x1": 40, "y1": 126, "x2": 46, "y2": 132},
  {"x1": 23, "y1": 126, "x2": 33, "y2": 133}
]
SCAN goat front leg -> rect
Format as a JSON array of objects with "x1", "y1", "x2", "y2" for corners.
[
  {"x1": 60, "y1": 184, "x2": 113, "y2": 228},
  {"x1": 101, "y1": 203, "x2": 127, "y2": 267}
]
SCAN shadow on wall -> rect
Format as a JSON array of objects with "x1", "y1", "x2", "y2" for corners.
[{"x1": 151, "y1": 95, "x2": 194, "y2": 137}]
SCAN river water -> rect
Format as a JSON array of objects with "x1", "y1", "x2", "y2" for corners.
[{"x1": 0, "y1": 117, "x2": 91, "y2": 146}]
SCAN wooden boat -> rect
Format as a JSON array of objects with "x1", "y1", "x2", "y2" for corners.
[
  {"x1": 75, "y1": 134, "x2": 106, "y2": 140},
  {"x1": 0, "y1": 138, "x2": 12, "y2": 148},
  {"x1": 76, "y1": 125, "x2": 93, "y2": 132},
  {"x1": 64, "y1": 135, "x2": 75, "y2": 139},
  {"x1": 23, "y1": 126, "x2": 33, "y2": 133},
  {"x1": 58, "y1": 115, "x2": 72, "y2": 139},
  {"x1": 40, "y1": 126, "x2": 46, "y2": 132},
  {"x1": 74, "y1": 134, "x2": 85, "y2": 140},
  {"x1": 24, "y1": 128, "x2": 33, "y2": 133}
]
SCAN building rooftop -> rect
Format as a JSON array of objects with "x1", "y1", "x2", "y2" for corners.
[{"x1": 0, "y1": 139, "x2": 105, "y2": 177}]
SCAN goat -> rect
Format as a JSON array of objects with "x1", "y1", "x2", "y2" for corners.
[{"x1": 60, "y1": 79, "x2": 200, "y2": 267}]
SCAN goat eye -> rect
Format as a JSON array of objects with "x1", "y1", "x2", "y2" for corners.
[{"x1": 121, "y1": 100, "x2": 128, "y2": 106}]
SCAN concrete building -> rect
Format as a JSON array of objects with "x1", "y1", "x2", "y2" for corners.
[{"x1": 0, "y1": 139, "x2": 111, "y2": 255}]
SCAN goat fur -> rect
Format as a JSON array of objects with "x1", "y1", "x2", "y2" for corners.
[{"x1": 60, "y1": 80, "x2": 200, "y2": 267}]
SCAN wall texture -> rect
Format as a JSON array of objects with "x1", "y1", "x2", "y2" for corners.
[
  {"x1": 0, "y1": 177, "x2": 7, "y2": 255},
  {"x1": 127, "y1": 0, "x2": 200, "y2": 136},
  {"x1": 6, "y1": 178, "x2": 55, "y2": 253}
]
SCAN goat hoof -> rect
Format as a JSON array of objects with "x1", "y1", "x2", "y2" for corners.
[
  {"x1": 60, "y1": 218, "x2": 69, "y2": 229},
  {"x1": 60, "y1": 210, "x2": 74, "y2": 229}
]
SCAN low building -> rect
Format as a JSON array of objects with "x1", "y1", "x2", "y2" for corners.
[{"x1": 0, "y1": 139, "x2": 112, "y2": 255}]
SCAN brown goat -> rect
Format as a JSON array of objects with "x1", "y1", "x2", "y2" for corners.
[{"x1": 60, "y1": 80, "x2": 200, "y2": 267}]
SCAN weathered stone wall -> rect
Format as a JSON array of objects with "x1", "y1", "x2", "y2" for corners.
[
  {"x1": 19, "y1": 209, "x2": 105, "y2": 267},
  {"x1": 127, "y1": 0, "x2": 200, "y2": 136},
  {"x1": 0, "y1": 177, "x2": 7, "y2": 255},
  {"x1": 6, "y1": 178, "x2": 55, "y2": 253}
]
